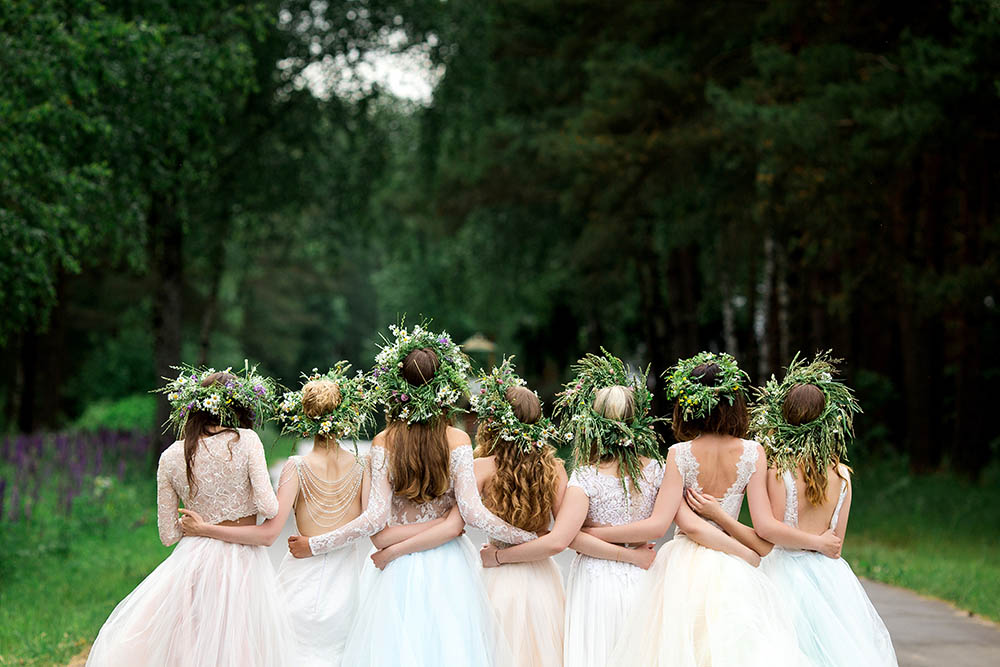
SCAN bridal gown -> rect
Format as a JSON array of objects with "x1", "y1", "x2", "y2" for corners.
[
  {"x1": 563, "y1": 459, "x2": 665, "y2": 667},
  {"x1": 759, "y1": 467, "x2": 898, "y2": 666},
  {"x1": 87, "y1": 429, "x2": 298, "y2": 666},
  {"x1": 610, "y1": 440, "x2": 811, "y2": 667}
]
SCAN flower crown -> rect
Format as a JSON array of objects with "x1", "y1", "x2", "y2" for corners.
[
  {"x1": 470, "y1": 357, "x2": 563, "y2": 454},
  {"x1": 664, "y1": 351, "x2": 750, "y2": 422},
  {"x1": 369, "y1": 320, "x2": 472, "y2": 424},
  {"x1": 274, "y1": 362, "x2": 376, "y2": 441},
  {"x1": 750, "y1": 351, "x2": 862, "y2": 474},
  {"x1": 155, "y1": 362, "x2": 277, "y2": 435},
  {"x1": 555, "y1": 349, "x2": 665, "y2": 490}
]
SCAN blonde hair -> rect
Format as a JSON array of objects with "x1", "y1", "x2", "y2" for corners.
[
  {"x1": 475, "y1": 385, "x2": 559, "y2": 533},
  {"x1": 301, "y1": 379, "x2": 342, "y2": 418},
  {"x1": 593, "y1": 385, "x2": 635, "y2": 421}
]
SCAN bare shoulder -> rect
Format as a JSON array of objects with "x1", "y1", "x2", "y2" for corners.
[
  {"x1": 372, "y1": 430, "x2": 388, "y2": 448},
  {"x1": 446, "y1": 426, "x2": 472, "y2": 451},
  {"x1": 555, "y1": 459, "x2": 569, "y2": 483}
]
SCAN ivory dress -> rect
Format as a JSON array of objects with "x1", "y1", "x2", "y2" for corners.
[
  {"x1": 760, "y1": 468, "x2": 897, "y2": 666},
  {"x1": 563, "y1": 459, "x2": 665, "y2": 667},
  {"x1": 334, "y1": 444, "x2": 536, "y2": 667},
  {"x1": 610, "y1": 440, "x2": 810, "y2": 667},
  {"x1": 273, "y1": 449, "x2": 377, "y2": 667},
  {"x1": 87, "y1": 429, "x2": 298, "y2": 667}
]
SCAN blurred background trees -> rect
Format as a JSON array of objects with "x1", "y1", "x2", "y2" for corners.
[{"x1": 2, "y1": 0, "x2": 998, "y2": 474}]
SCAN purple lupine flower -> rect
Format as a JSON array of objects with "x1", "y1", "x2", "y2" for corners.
[
  {"x1": 7, "y1": 482, "x2": 19, "y2": 522},
  {"x1": 118, "y1": 459, "x2": 127, "y2": 481}
]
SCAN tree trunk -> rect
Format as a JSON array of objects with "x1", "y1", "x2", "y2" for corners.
[
  {"x1": 149, "y1": 192, "x2": 183, "y2": 454},
  {"x1": 755, "y1": 235, "x2": 776, "y2": 381}
]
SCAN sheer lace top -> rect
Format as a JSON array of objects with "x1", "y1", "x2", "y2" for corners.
[
  {"x1": 308, "y1": 444, "x2": 535, "y2": 555},
  {"x1": 156, "y1": 429, "x2": 278, "y2": 546},
  {"x1": 672, "y1": 439, "x2": 758, "y2": 536},
  {"x1": 780, "y1": 468, "x2": 849, "y2": 531},
  {"x1": 568, "y1": 459, "x2": 666, "y2": 527}
]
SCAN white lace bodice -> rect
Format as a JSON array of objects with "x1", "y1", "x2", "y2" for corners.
[
  {"x1": 156, "y1": 429, "x2": 278, "y2": 546},
  {"x1": 568, "y1": 459, "x2": 666, "y2": 578},
  {"x1": 780, "y1": 469, "x2": 849, "y2": 530},
  {"x1": 672, "y1": 439, "x2": 758, "y2": 536}
]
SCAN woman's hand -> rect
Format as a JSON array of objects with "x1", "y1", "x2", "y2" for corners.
[
  {"x1": 815, "y1": 528, "x2": 843, "y2": 559},
  {"x1": 287, "y1": 535, "x2": 312, "y2": 559},
  {"x1": 178, "y1": 508, "x2": 208, "y2": 537},
  {"x1": 480, "y1": 544, "x2": 502, "y2": 568},
  {"x1": 685, "y1": 489, "x2": 726, "y2": 525},
  {"x1": 628, "y1": 543, "x2": 657, "y2": 570},
  {"x1": 371, "y1": 546, "x2": 399, "y2": 571}
]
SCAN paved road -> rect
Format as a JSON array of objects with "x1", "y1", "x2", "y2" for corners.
[{"x1": 268, "y1": 444, "x2": 1000, "y2": 667}]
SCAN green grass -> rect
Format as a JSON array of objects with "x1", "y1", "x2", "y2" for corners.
[{"x1": 842, "y1": 458, "x2": 1000, "y2": 622}]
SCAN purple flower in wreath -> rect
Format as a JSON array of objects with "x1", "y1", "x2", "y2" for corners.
[
  {"x1": 439, "y1": 336, "x2": 450, "y2": 346},
  {"x1": 225, "y1": 381, "x2": 236, "y2": 390},
  {"x1": 401, "y1": 394, "x2": 409, "y2": 402},
  {"x1": 253, "y1": 384, "x2": 266, "y2": 397}
]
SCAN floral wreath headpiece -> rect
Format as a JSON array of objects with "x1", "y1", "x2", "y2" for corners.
[
  {"x1": 470, "y1": 357, "x2": 564, "y2": 454},
  {"x1": 274, "y1": 361, "x2": 376, "y2": 442},
  {"x1": 664, "y1": 351, "x2": 750, "y2": 422},
  {"x1": 155, "y1": 361, "x2": 277, "y2": 436},
  {"x1": 750, "y1": 351, "x2": 862, "y2": 474},
  {"x1": 555, "y1": 349, "x2": 665, "y2": 491},
  {"x1": 369, "y1": 320, "x2": 472, "y2": 424}
]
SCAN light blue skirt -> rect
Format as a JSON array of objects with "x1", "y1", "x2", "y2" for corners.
[
  {"x1": 761, "y1": 548, "x2": 898, "y2": 666},
  {"x1": 343, "y1": 535, "x2": 511, "y2": 666}
]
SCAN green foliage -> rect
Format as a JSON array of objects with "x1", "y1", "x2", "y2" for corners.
[{"x1": 74, "y1": 394, "x2": 155, "y2": 433}]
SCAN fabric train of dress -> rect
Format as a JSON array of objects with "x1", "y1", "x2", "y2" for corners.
[
  {"x1": 87, "y1": 430, "x2": 298, "y2": 667},
  {"x1": 481, "y1": 544, "x2": 565, "y2": 667},
  {"x1": 609, "y1": 440, "x2": 810, "y2": 667},
  {"x1": 564, "y1": 459, "x2": 665, "y2": 667},
  {"x1": 759, "y1": 470, "x2": 898, "y2": 666}
]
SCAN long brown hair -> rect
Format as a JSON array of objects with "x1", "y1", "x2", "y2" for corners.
[
  {"x1": 672, "y1": 363, "x2": 749, "y2": 441},
  {"x1": 783, "y1": 383, "x2": 847, "y2": 505},
  {"x1": 386, "y1": 348, "x2": 451, "y2": 503},
  {"x1": 475, "y1": 385, "x2": 560, "y2": 533},
  {"x1": 182, "y1": 372, "x2": 253, "y2": 496}
]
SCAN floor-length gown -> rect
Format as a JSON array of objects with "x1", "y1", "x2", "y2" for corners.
[
  {"x1": 609, "y1": 440, "x2": 810, "y2": 667},
  {"x1": 87, "y1": 429, "x2": 298, "y2": 667},
  {"x1": 759, "y1": 468, "x2": 898, "y2": 666},
  {"x1": 339, "y1": 445, "x2": 535, "y2": 667},
  {"x1": 563, "y1": 459, "x2": 665, "y2": 667}
]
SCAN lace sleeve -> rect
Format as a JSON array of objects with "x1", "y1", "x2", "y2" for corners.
[
  {"x1": 309, "y1": 446, "x2": 392, "y2": 556},
  {"x1": 450, "y1": 445, "x2": 536, "y2": 544},
  {"x1": 156, "y1": 454, "x2": 182, "y2": 547},
  {"x1": 567, "y1": 468, "x2": 593, "y2": 497},
  {"x1": 245, "y1": 431, "x2": 278, "y2": 519}
]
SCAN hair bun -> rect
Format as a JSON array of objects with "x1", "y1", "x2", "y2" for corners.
[{"x1": 302, "y1": 379, "x2": 342, "y2": 418}]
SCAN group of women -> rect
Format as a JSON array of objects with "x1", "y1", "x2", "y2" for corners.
[{"x1": 86, "y1": 322, "x2": 898, "y2": 667}]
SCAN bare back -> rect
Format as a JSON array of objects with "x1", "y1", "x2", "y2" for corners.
[
  {"x1": 768, "y1": 463, "x2": 852, "y2": 536},
  {"x1": 688, "y1": 436, "x2": 751, "y2": 498},
  {"x1": 287, "y1": 444, "x2": 366, "y2": 538}
]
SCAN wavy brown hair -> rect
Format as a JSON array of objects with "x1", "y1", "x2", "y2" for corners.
[
  {"x1": 386, "y1": 348, "x2": 451, "y2": 503},
  {"x1": 475, "y1": 385, "x2": 560, "y2": 533},
  {"x1": 182, "y1": 372, "x2": 253, "y2": 496},
  {"x1": 672, "y1": 363, "x2": 749, "y2": 441},
  {"x1": 783, "y1": 383, "x2": 848, "y2": 505}
]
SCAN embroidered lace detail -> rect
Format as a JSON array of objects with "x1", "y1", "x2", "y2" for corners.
[
  {"x1": 156, "y1": 429, "x2": 277, "y2": 547},
  {"x1": 568, "y1": 459, "x2": 665, "y2": 577},
  {"x1": 671, "y1": 439, "x2": 758, "y2": 536},
  {"x1": 308, "y1": 446, "x2": 392, "y2": 555},
  {"x1": 450, "y1": 445, "x2": 537, "y2": 544},
  {"x1": 782, "y1": 470, "x2": 799, "y2": 526}
]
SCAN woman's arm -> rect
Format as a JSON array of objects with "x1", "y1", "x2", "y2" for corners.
[
  {"x1": 567, "y1": 531, "x2": 657, "y2": 569},
  {"x1": 246, "y1": 430, "x2": 279, "y2": 519},
  {"x1": 371, "y1": 517, "x2": 447, "y2": 549},
  {"x1": 581, "y1": 449, "x2": 683, "y2": 544},
  {"x1": 180, "y1": 460, "x2": 298, "y2": 547},
  {"x1": 831, "y1": 466, "x2": 852, "y2": 549},
  {"x1": 371, "y1": 505, "x2": 465, "y2": 569},
  {"x1": 674, "y1": 501, "x2": 760, "y2": 566},
  {"x1": 746, "y1": 445, "x2": 841, "y2": 556},
  {"x1": 449, "y1": 439, "x2": 536, "y2": 544},
  {"x1": 156, "y1": 453, "x2": 182, "y2": 547},
  {"x1": 480, "y1": 487, "x2": 590, "y2": 563},
  {"x1": 685, "y1": 488, "x2": 773, "y2": 557}
]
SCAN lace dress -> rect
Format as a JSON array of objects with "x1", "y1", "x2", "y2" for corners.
[
  {"x1": 274, "y1": 449, "x2": 374, "y2": 667},
  {"x1": 563, "y1": 459, "x2": 665, "y2": 667},
  {"x1": 87, "y1": 429, "x2": 298, "y2": 667},
  {"x1": 760, "y1": 468, "x2": 898, "y2": 666},
  {"x1": 610, "y1": 439, "x2": 811, "y2": 667},
  {"x1": 340, "y1": 444, "x2": 535, "y2": 666}
]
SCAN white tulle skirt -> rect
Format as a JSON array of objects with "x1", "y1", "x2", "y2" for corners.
[
  {"x1": 482, "y1": 557, "x2": 565, "y2": 667},
  {"x1": 564, "y1": 553, "x2": 647, "y2": 667},
  {"x1": 342, "y1": 535, "x2": 512, "y2": 666},
  {"x1": 276, "y1": 540, "x2": 368, "y2": 667},
  {"x1": 761, "y1": 548, "x2": 898, "y2": 666},
  {"x1": 609, "y1": 535, "x2": 811, "y2": 667},
  {"x1": 86, "y1": 536, "x2": 298, "y2": 667}
]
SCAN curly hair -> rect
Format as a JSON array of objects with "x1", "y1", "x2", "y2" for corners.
[{"x1": 475, "y1": 385, "x2": 560, "y2": 533}]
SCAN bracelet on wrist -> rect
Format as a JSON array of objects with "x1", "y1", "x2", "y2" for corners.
[{"x1": 494, "y1": 549, "x2": 501, "y2": 566}]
